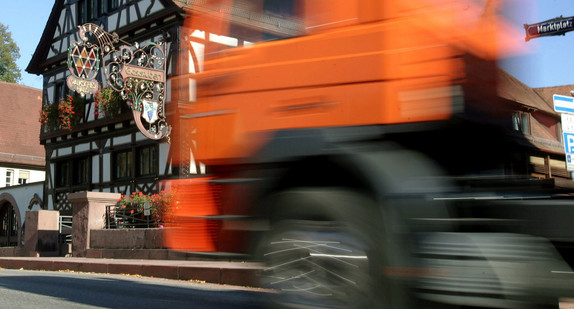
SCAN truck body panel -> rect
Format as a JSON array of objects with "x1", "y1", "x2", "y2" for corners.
[
  {"x1": 178, "y1": 0, "x2": 510, "y2": 164},
  {"x1": 168, "y1": 1, "x2": 574, "y2": 307}
]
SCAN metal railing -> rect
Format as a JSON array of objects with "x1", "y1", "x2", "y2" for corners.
[
  {"x1": 59, "y1": 215, "x2": 73, "y2": 244},
  {"x1": 106, "y1": 203, "x2": 158, "y2": 229}
]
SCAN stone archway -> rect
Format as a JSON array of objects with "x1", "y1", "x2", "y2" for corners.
[{"x1": 0, "y1": 193, "x2": 21, "y2": 247}]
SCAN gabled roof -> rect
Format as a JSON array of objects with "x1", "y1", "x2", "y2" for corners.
[
  {"x1": 27, "y1": 0, "x2": 182, "y2": 75},
  {"x1": 0, "y1": 82, "x2": 44, "y2": 167},
  {"x1": 533, "y1": 84, "x2": 574, "y2": 109},
  {"x1": 26, "y1": 0, "x2": 64, "y2": 75},
  {"x1": 496, "y1": 69, "x2": 566, "y2": 154},
  {"x1": 497, "y1": 69, "x2": 555, "y2": 115}
]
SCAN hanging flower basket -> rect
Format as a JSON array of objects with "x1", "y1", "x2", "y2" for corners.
[
  {"x1": 39, "y1": 94, "x2": 84, "y2": 132},
  {"x1": 94, "y1": 87, "x2": 126, "y2": 118},
  {"x1": 39, "y1": 102, "x2": 59, "y2": 131},
  {"x1": 58, "y1": 95, "x2": 75, "y2": 131}
]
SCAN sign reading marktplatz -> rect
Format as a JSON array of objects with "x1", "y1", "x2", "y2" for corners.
[
  {"x1": 67, "y1": 23, "x2": 171, "y2": 141},
  {"x1": 525, "y1": 16, "x2": 574, "y2": 41}
]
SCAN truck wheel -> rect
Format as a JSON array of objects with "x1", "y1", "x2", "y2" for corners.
[{"x1": 258, "y1": 189, "x2": 402, "y2": 309}]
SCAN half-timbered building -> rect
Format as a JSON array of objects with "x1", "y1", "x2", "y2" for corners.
[{"x1": 26, "y1": 0, "x2": 188, "y2": 213}]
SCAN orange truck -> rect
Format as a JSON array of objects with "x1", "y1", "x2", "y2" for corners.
[{"x1": 168, "y1": 1, "x2": 574, "y2": 308}]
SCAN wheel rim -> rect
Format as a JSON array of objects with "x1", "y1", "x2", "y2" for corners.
[{"x1": 260, "y1": 220, "x2": 374, "y2": 308}]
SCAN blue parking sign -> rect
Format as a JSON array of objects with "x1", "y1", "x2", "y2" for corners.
[{"x1": 565, "y1": 132, "x2": 574, "y2": 153}]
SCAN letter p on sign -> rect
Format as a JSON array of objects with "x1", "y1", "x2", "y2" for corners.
[{"x1": 564, "y1": 133, "x2": 574, "y2": 153}]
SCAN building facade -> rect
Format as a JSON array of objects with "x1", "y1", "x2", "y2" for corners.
[
  {"x1": 26, "y1": 0, "x2": 190, "y2": 214},
  {"x1": 498, "y1": 69, "x2": 574, "y2": 189},
  {"x1": 0, "y1": 82, "x2": 45, "y2": 247}
]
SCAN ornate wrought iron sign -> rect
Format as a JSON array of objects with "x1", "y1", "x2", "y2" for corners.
[{"x1": 67, "y1": 23, "x2": 171, "y2": 141}]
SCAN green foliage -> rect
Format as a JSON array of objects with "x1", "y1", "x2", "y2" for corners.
[
  {"x1": 39, "y1": 94, "x2": 85, "y2": 131},
  {"x1": 117, "y1": 190, "x2": 175, "y2": 226},
  {"x1": 58, "y1": 95, "x2": 75, "y2": 131},
  {"x1": 0, "y1": 23, "x2": 21, "y2": 83},
  {"x1": 94, "y1": 87, "x2": 125, "y2": 118},
  {"x1": 39, "y1": 102, "x2": 59, "y2": 130}
]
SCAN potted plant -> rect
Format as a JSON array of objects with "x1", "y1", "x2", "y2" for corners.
[
  {"x1": 39, "y1": 102, "x2": 59, "y2": 131},
  {"x1": 58, "y1": 95, "x2": 76, "y2": 131},
  {"x1": 94, "y1": 87, "x2": 125, "y2": 118},
  {"x1": 39, "y1": 94, "x2": 84, "y2": 131},
  {"x1": 115, "y1": 190, "x2": 174, "y2": 228}
]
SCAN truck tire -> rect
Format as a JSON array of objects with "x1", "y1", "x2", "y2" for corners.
[{"x1": 258, "y1": 188, "x2": 406, "y2": 309}]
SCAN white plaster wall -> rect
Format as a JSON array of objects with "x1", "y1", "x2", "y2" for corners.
[
  {"x1": 0, "y1": 167, "x2": 45, "y2": 187},
  {"x1": 0, "y1": 182, "x2": 45, "y2": 244}
]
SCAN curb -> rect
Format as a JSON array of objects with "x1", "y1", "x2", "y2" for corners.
[{"x1": 0, "y1": 257, "x2": 263, "y2": 287}]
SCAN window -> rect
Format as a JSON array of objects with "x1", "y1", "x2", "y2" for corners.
[
  {"x1": 56, "y1": 157, "x2": 91, "y2": 187},
  {"x1": 54, "y1": 82, "x2": 65, "y2": 104},
  {"x1": 78, "y1": 0, "x2": 104, "y2": 24},
  {"x1": 107, "y1": 0, "x2": 118, "y2": 11},
  {"x1": 56, "y1": 161, "x2": 71, "y2": 187},
  {"x1": 114, "y1": 149, "x2": 133, "y2": 180},
  {"x1": 78, "y1": 0, "x2": 87, "y2": 24},
  {"x1": 513, "y1": 112, "x2": 530, "y2": 135},
  {"x1": 5, "y1": 170, "x2": 13, "y2": 187},
  {"x1": 137, "y1": 145, "x2": 158, "y2": 177},
  {"x1": 89, "y1": 0, "x2": 103, "y2": 20},
  {"x1": 75, "y1": 157, "x2": 90, "y2": 185},
  {"x1": 17, "y1": 171, "x2": 29, "y2": 185}
]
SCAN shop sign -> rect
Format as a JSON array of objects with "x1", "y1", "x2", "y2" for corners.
[
  {"x1": 67, "y1": 23, "x2": 171, "y2": 141},
  {"x1": 67, "y1": 45, "x2": 100, "y2": 96},
  {"x1": 121, "y1": 65, "x2": 165, "y2": 83}
]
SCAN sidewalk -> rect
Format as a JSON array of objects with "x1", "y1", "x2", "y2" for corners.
[
  {"x1": 3, "y1": 256, "x2": 574, "y2": 308},
  {"x1": 0, "y1": 257, "x2": 263, "y2": 287}
]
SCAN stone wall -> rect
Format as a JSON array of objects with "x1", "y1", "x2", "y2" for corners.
[
  {"x1": 0, "y1": 247, "x2": 24, "y2": 257},
  {"x1": 69, "y1": 192, "x2": 121, "y2": 257},
  {"x1": 90, "y1": 228, "x2": 165, "y2": 249},
  {"x1": 24, "y1": 210, "x2": 60, "y2": 257}
]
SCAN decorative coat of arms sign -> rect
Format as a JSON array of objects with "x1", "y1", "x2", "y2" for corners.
[
  {"x1": 67, "y1": 44, "x2": 100, "y2": 95},
  {"x1": 67, "y1": 23, "x2": 171, "y2": 141}
]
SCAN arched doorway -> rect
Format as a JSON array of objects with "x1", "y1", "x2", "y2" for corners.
[{"x1": 0, "y1": 202, "x2": 18, "y2": 247}]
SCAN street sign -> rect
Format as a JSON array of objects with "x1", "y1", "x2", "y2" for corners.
[
  {"x1": 561, "y1": 113, "x2": 574, "y2": 132},
  {"x1": 554, "y1": 94, "x2": 574, "y2": 114},
  {"x1": 561, "y1": 114, "x2": 574, "y2": 171},
  {"x1": 525, "y1": 16, "x2": 574, "y2": 41},
  {"x1": 144, "y1": 202, "x2": 151, "y2": 216},
  {"x1": 564, "y1": 132, "x2": 574, "y2": 153}
]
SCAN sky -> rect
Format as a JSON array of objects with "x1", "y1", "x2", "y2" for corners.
[
  {"x1": 0, "y1": 1, "x2": 574, "y2": 89},
  {"x1": 0, "y1": 1, "x2": 54, "y2": 89},
  {"x1": 500, "y1": 0, "x2": 574, "y2": 88}
]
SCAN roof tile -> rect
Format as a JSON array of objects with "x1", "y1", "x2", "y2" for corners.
[{"x1": 0, "y1": 82, "x2": 44, "y2": 167}]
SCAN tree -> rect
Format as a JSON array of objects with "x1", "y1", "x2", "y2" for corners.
[{"x1": 0, "y1": 23, "x2": 21, "y2": 83}]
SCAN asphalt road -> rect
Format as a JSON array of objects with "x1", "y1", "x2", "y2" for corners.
[{"x1": 0, "y1": 269, "x2": 269, "y2": 309}]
